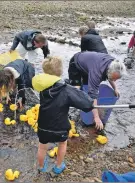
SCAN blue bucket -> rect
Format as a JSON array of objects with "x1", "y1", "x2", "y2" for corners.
[{"x1": 80, "y1": 84, "x2": 118, "y2": 125}]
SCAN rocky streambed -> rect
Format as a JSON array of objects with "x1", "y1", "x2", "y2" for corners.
[{"x1": 0, "y1": 1, "x2": 135, "y2": 182}]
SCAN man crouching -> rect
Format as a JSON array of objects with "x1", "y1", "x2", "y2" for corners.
[{"x1": 32, "y1": 56, "x2": 94, "y2": 174}]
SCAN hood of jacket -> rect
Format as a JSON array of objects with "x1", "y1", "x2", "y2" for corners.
[
  {"x1": 32, "y1": 73, "x2": 61, "y2": 92},
  {"x1": 86, "y1": 29, "x2": 99, "y2": 35}
]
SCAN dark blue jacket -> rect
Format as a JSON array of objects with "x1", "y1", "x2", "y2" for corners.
[
  {"x1": 5, "y1": 59, "x2": 35, "y2": 102},
  {"x1": 11, "y1": 30, "x2": 50, "y2": 58},
  {"x1": 81, "y1": 29, "x2": 107, "y2": 54}
]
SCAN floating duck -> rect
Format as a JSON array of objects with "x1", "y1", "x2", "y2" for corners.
[
  {"x1": 10, "y1": 104, "x2": 17, "y2": 111},
  {"x1": 48, "y1": 147, "x2": 58, "y2": 158},
  {"x1": 5, "y1": 169, "x2": 20, "y2": 181},
  {"x1": 96, "y1": 135, "x2": 108, "y2": 144},
  {"x1": 0, "y1": 103, "x2": 4, "y2": 112}
]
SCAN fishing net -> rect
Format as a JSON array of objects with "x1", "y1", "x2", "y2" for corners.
[{"x1": 0, "y1": 50, "x2": 22, "y2": 69}]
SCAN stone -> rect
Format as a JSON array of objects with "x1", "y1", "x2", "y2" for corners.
[
  {"x1": 116, "y1": 30, "x2": 123, "y2": 34},
  {"x1": 128, "y1": 157, "x2": 134, "y2": 163},
  {"x1": 128, "y1": 162, "x2": 135, "y2": 168},
  {"x1": 84, "y1": 157, "x2": 94, "y2": 163},
  {"x1": 70, "y1": 171, "x2": 81, "y2": 176},
  {"x1": 120, "y1": 42, "x2": 126, "y2": 45},
  {"x1": 79, "y1": 155, "x2": 84, "y2": 160},
  {"x1": 94, "y1": 177, "x2": 102, "y2": 182}
]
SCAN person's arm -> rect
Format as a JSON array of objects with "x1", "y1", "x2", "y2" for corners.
[
  {"x1": 67, "y1": 85, "x2": 94, "y2": 112},
  {"x1": 42, "y1": 41, "x2": 50, "y2": 58},
  {"x1": 16, "y1": 77, "x2": 25, "y2": 108},
  {"x1": 109, "y1": 80, "x2": 120, "y2": 97},
  {"x1": 81, "y1": 37, "x2": 88, "y2": 52},
  {"x1": 88, "y1": 72, "x2": 104, "y2": 130},
  {"x1": 10, "y1": 33, "x2": 20, "y2": 51}
]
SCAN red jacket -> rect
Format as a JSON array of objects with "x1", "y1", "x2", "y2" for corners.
[{"x1": 128, "y1": 36, "x2": 135, "y2": 48}]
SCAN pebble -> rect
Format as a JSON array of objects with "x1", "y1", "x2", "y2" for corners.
[
  {"x1": 94, "y1": 177, "x2": 102, "y2": 182},
  {"x1": 79, "y1": 155, "x2": 84, "y2": 160},
  {"x1": 128, "y1": 162, "x2": 135, "y2": 168},
  {"x1": 70, "y1": 172, "x2": 81, "y2": 176},
  {"x1": 128, "y1": 157, "x2": 134, "y2": 163},
  {"x1": 84, "y1": 157, "x2": 94, "y2": 163}
]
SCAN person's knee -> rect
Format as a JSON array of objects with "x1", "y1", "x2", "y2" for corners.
[{"x1": 38, "y1": 142, "x2": 48, "y2": 151}]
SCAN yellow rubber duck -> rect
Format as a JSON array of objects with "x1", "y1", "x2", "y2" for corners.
[
  {"x1": 5, "y1": 169, "x2": 15, "y2": 181},
  {"x1": 35, "y1": 104, "x2": 40, "y2": 111},
  {"x1": 48, "y1": 147, "x2": 58, "y2": 158},
  {"x1": 0, "y1": 106, "x2": 3, "y2": 112},
  {"x1": 10, "y1": 104, "x2": 17, "y2": 111},
  {"x1": 0, "y1": 103, "x2": 4, "y2": 112},
  {"x1": 10, "y1": 120, "x2": 16, "y2": 125},
  {"x1": 68, "y1": 130, "x2": 80, "y2": 138},
  {"x1": 31, "y1": 107, "x2": 36, "y2": 113},
  {"x1": 4, "y1": 118, "x2": 11, "y2": 125},
  {"x1": 96, "y1": 135, "x2": 108, "y2": 144},
  {"x1": 28, "y1": 117, "x2": 35, "y2": 126},
  {"x1": 13, "y1": 171, "x2": 20, "y2": 178},
  {"x1": 20, "y1": 115, "x2": 28, "y2": 122},
  {"x1": 5, "y1": 169, "x2": 20, "y2": 181},
  {"x1": 26, "y1": 110, "x2": 35, "y2": 118}
]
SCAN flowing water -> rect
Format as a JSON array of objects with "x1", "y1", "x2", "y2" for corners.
[{"x1": 0, "y1": 27, "x2": 135, "y2": 151}]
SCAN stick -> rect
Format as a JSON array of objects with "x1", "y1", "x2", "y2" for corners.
[{"x1": 94, "y1": 104, "x2": 135, "y2": 109}]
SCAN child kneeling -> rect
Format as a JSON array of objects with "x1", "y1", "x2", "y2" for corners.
[{"x1": 32, "y1": 56, "x2": 94, "y2": 174}]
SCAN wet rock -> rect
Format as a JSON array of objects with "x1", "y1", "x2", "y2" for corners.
[
  {"x1": 128, "y1": 162, "x2": 135, "y2": 168},
  {"x1": 124, "y1": 58, "x2": 134, "y2": 69},
  {"x1": 83, "y1": 177, "x2": 95, "y2": 182},
  {"x1": 94, "y1": 177, "x2": 102, "y2": 182},
  {"x1": 70, "y1": 171, "x2": 81, "y2": 176},
  {"x1": 47, "y1": 36, "x2": 56, "y2": 42},
  {"x1": 50, "y1": 171, "x2": 59, "y2": 178},
  {"x1": 79, "y1": 155, "x2": 84, "y2": 160},
  {"x1": 128, "y1": 157, "x2": 134, "y2": 163},
  {"x1": 116, "y1": 30, "x2": 123, "y2": 34},
  {"x1": 84, "y1": 157, "x2": 94, "y2": 163},
  {"x1": 120, "y1": 42, "x2": 126, "y2": 45},
  {"x1": 68, "y1": 41, "x2": 79, "y2": 47},
  {"x1": 56, "y1": 37, "x2": 66, "y2": 44},
  {"x1": 110, "y1": 38, "x2": 115, "y2": 40}
]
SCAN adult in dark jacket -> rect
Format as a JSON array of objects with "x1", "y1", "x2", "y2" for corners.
[
  {"x1": 79, "y1": 23, "x2": 107, "y2": 53},
  {"x1": 10, "y1": 30, "x2": 50, "y2": 65},
  {"x1": 68, "y1": 51, "x2": 126, "y2": 130},
  {"x1": 0, "y1": 59, "x2": 35, "y2": 107}
]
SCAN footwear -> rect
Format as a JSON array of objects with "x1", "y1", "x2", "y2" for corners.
[
  {"x1": 52, "y1": 162, "x2": 66, "y2": 174},
  {"x1": 38, "y1": 156, "x2": 48, "y2": 173}
]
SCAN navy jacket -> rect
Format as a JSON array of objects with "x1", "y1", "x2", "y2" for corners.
[
  {"x1": 5, "y1": 59, "x2": 35, "y2": 102},
  {"x1": 38, "y1": 81, "x2": 94, "y2": 131},
  {"x1": 11, "y1": 30, "x2": 50, "y2": 58},
  {"x1": 81, "y1": 29, "x2": 107, "y2": 54}
]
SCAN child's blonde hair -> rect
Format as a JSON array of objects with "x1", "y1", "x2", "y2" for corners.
[{"x1": 42, "y1": 56, "x2": 63, "y2": 77}]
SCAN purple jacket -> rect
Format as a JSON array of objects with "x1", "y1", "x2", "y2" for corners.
[{"x1": 74, "y1": 51, "x2": 115, "y2": 99}]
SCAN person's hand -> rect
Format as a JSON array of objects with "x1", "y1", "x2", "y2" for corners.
[
  {"x1": 114, "y1": 89, "x2": 120, "y2": 97},
  {"x1": 94, "y1": 117, "x2": 104, "y2": 130},
  {"x1": 9, "y1": 49, "x2": 14, "y2": 53},
  {"x1": 18, "y1": 97, "x2": 23, "y2": 109},
  {"x1": 6, "y1": 96, "x2": 11, "y2": 104}
]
